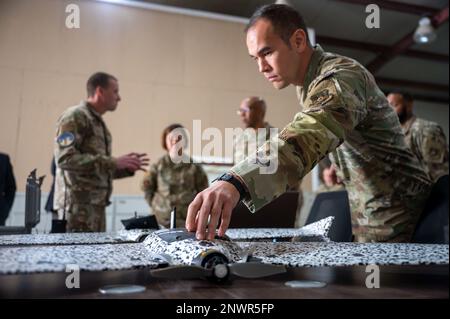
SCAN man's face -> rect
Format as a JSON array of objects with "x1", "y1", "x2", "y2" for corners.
[
  {"x1": 387, "y1": 93, "x2": 407, "y2": 124},
  {"x1": 100, "y1": 79, "x2": 121, "y2": 112},
  {"x1": 323, "y1": 166, "x2": 340, "y2": 187},
  {"x1": 246, "y1": 19, "x2": 301, "y2": 90},
  {"x1": 238, "y1": 100, "x2": 259, "y2": 128}
]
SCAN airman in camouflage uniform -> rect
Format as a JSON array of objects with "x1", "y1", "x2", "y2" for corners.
[
  {"x1": 387, "y1": 92, "x2": 449, "y2": 183},
  {"x1": 141, "y1": 154, "x2": 209, "y2": 228},
  {"x1": 234, "y1": 97, "x2": 303, "y2": 219},
  {"x1": 234, "y1": 97, "x2": 275, "y2": 164},
  {"x1": 54, "y1": 73, "x2": 148, "y2": 232},
  {"x1": 233, "y1": 44, "x2": 432, "y2": 242},
  {"x1": 316, "y1": 165, "x2": 345, "y2": 193},
  {"x1": 187, "y1": 4, "x2": 432, "y2": 242},
  {"x1": 403, "y1": 117, "x2": 449, "y2": 182},
  {"x1": 141, "y1": 124, "x2": 209, "y2": 228}
]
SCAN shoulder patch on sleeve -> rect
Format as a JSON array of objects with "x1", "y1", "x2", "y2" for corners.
[
  {"x1": 57, "y1": 132, "x2": 75, "y2": 148},
  {"x1": 310, "y1": 88, "x2": 334, "y2": 105}
]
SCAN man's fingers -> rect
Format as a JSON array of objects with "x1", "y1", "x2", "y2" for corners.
[
  {"x1": 207, "y1": 200, "x2": 223, "y2": 240},
  {"x1": 118, "y1": 153, "x2": 150, "y2": 172},
  {"x1": 126, "y1": 153, "x2": 149, "y2": 160},
  {"x1": 218, "y1": 199, "x2": 233, "y2": 237},
  {"x1": 131, "y1": 157, "x2": 145, "y2": 166},
  {"x1": 186, "y1": 181, "x2": 240, "y2": 240},
  {"x1": 196, "y1": 195, "x2": 214, "y2": 240},
  {"x1": 186, "y1": 195, "x2": 202, "y2": 232},
  {"x1": 126, "y1": 159, "x2": 141, "y2": 171}
]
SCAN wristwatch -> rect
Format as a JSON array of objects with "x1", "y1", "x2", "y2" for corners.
[{"x1": 215, "y1": 173, "x2": 247, "y2": 201}]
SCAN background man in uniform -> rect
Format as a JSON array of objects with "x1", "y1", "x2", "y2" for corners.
[
  {"x1": 54, "y1": 72, "x2": 149, "y2": 232},
  {"x1": 235, "y1": 96, "x2": 304, "y2": 222},
  {"x1": 234, "y1": 96, "x2": 274, "y2": 164},
  {"x1": 0, "y1": 152, "x2": 16, "y2": 226},
  {"x1": 186, "y1": 4, "x2": 431, "y2": 243},
  {"x1": 317, "y1": 157, "x2": 345, "y2": 193},
  {"x1": 387, "y1": 91, "x2": 449, "y2": 183}
]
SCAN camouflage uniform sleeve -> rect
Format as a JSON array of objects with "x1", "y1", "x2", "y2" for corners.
[
  {"x1": 419, "y1": 124, "x2": 449, "y2": 182},
  {"x1": 141, "y1": 163, "x2": 158, "y2": 206},
  {"x1": 231, "y1": 72, "x2": 368, "y2": 212},
  {"x1": 113, "y1": 168, "x2": 134, "y2": 179},
  {"x1": 55, "y1": 111, "x2": 116, "y2": 173},
  {"x1": 195, "y1": 165, "x2": 209, "y2": 192}
]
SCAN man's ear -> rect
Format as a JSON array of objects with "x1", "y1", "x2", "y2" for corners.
[
  {"x1": 96, "y1": 86, "x2": 103, "y2": 96},
  {"x1": 291, "y1": 29, "x2": 307, "y2": 52}
]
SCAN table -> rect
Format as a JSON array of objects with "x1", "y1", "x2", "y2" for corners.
[{"x1": 0, "y1": 265, "x2": 447, "y2": 299}]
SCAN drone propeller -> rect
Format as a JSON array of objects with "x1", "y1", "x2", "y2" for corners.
[
  {"x1": 151, "y1": 265, "x2": 212, "y2": 280},
  {"x1": 150, "y1": 261, "x2": 285, "y2": 282},
  {"x1": 228, "y1": 262, "x2": 286, "y2": 278}
]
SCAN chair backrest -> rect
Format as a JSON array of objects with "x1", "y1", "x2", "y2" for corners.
[
  {"x1": 305, "y1": 190, "x2": 352, "y2": 242},
  {"x1": 412, "y1": 175, "x2": 449, "y2": 244},
  {"x1": 229, "y1": 191, "x2": 299, "y2": 228},
  {"x1": 0, "y1": 170, "x2": 43, "y2": 235}
]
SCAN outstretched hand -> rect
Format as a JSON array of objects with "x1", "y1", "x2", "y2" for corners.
[{"x1": 116, "y1": 152, "x2": 150, "y2": 173}]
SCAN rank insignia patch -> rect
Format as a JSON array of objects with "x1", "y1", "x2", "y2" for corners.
[{"x1": 310, "y1": 89, "x2": 334, "y2": 105}]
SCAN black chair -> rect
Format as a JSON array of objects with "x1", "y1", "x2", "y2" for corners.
[
  {"x1": 305, "y1": 190, "x2": 352, "y2": 242},
  {"x1": 412, "y1": 175, "x2": 449, "y2": 244},
  {"x1": 229, "y1": 191, "x2": 299, "y2": 228}
]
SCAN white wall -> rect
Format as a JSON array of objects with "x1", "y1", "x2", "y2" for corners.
[{"x1": 0, "y1": 0, "x2": 311, "y2": 195}]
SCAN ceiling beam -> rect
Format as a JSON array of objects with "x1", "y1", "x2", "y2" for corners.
[
  {"x1": 316, "y1": 35, "x2": 385, "y2": 52},
  {"x1": 365, "y1": 6, "x2": 449, "y2": 73},
  {"x1": 408, "y1": 94, "x2": 449, "y2": 104},
  {"x1": 402, "y1": 50, "x2": 448, "y2": 63},
  {"x1": 379, "y1": 90, "x2": 449, "y2": 104},
  {"x1": 333, "y1": 0, "x2": 440, "y2": 15},
  {"x1": 316, "y1": 35, "x2": 449, "y2": 63},
  {"x1": 376, "y1": 77, "x2": 449, "y2": 93}
]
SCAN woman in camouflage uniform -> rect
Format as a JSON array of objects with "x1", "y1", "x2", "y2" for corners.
[{"x1": 141, "y1": 124, "x2": 209, "y2": 228}]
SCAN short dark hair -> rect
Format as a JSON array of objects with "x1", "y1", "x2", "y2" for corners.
[
  {"x1": 86, "y1": 72, "x2": 117, "y2": 97},
  {"x1": 389, "y1": 91, "x2": 414, "y2": 103},
  {"x1": 161, "y1": 123, "x2": 185, "y2": 150},
  {"x1": 245, "y1": 4, "x2": 310, "y2": 47}
]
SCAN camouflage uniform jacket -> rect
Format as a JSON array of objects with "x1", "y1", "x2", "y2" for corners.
[
  {"x1": 141, "y1": 154, "x2": 209, "y2": 228},
  {"x1": 231, "y1": 45, "x2": 432, "y2": 242},
  {"x1": 54, "y1": 101, "x2": 132, "y2": 212},
  {"x1": 402, "y1": 116, "x2": 449, "y2": 183}
]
